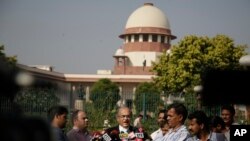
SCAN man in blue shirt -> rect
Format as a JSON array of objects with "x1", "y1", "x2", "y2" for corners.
[{"x1": 48, "y1": 105, "x2": 69, "y2": 141}]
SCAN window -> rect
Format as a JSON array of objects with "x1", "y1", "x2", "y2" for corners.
[
  {"x1": 128, "y1": 35, "x2": 131, "y2": 42},
  {"x1": 134, "y1": 34, "x2": 139, "y2": 42},
  {"x1": 161, "y1": 36, "x2": 165, "y2": 43},
  {"x1": 152, "y1": 35, "x2": 157, "y2": 42},
  {"x1": 167, "y1": 37, "x2": 170, "y2": 44},
  {"x1": 143, "y1": 34, "x2": 148, "y2": 42}
]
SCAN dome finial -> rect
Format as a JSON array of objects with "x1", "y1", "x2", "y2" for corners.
[{"x1": 144, "y1": 3, "x2": 153, "y2": 6}]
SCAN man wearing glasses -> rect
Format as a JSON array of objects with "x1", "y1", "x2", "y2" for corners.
[{"x1": 104, "y1": 106, "x2": 150, "y2": 141}]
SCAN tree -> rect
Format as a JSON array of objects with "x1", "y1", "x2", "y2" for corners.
[
  {"x1": 0, "y1": 44, "x2": 19, "y2": 101},
  {"x1": 15, "y1": 88, "x2": 60, "y2": 113},
  {"x1": 152, "y1": 34, "x2": 247, "y2": 94},
  {"x1": 90, "y1": 78, "x2": 120, "y2": 112},
  {"x1": 0, "y1": 44, "x2": 17, "y2": 64},
  {"x1": 134, "y1": 82, "x2": 163, "y2": 114}
]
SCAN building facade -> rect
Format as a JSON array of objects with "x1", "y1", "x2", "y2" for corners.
[
  {"x1": 18, "y1": 3, "x2": 176, "y2": 110},
  {"x1": 113, "y1": 3, "x2": 175, "y2": 75}
]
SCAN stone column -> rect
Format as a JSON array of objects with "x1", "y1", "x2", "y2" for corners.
[
  {"x1": 85, "y1": 86, "x2": 90, "y2": 101},
  {"x1": 132, "y1": 87, "x2": 137, "y2": 114}
]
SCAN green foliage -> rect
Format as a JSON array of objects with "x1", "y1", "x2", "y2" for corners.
[
  {"x1": 84, "y1": 102, "x2": 160, "y2": 133},
  {"x1": 152, "y1": 34, "x2": 247, "y2": 93},
  {"x1": 85, "y1": 102, "x2": 117, "y2": 131},
  {"x1": 0, "y1": 44, "x2": 19, "y2": 101},
  {"x1": 0, "y1": 44, "x2": 17, "y2": 64},
  {"x1": 182, "y1": 92, "x2": 198, "y2": 113},
  {"x1": 134, "y1": 82, "x2": 163, "y2": 114},
  {"x1": 15, "y1": 88, "x2": 60, "y2": 113},
  {"x1": 141, "y1": 117, "x2": 158, "y2": 136},
  {"x1": 90, "y1": 78, "x2": 120, "y2": 112},
  {"x1": 0, "y1": 44, "x2": 18, "y2": 77}
]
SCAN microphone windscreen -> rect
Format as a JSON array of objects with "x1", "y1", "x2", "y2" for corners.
[
  {"x1": 128, "y1": 131, "x2": 135, "y2": 139},
  {"x1": 138, "y1": 127, "x2": 144, "y2": 132},
  {"x1": 119, "y1": 132, "x2": 128, "y2": 139},
  {"x1": 135, "y1": 133, "x2": 144, "y2": 138},
  {"x1": 111, "y1": 130, "x2": 119, "y2": 135},
  {"x1": 92, "y1": 131, "x2": 102, "y2": 137},
  {"x1": 102, "y1": 133, "x2": 112, "y2": 141}
]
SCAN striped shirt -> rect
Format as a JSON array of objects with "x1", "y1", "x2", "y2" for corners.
[{"x1": 154, "y1": 125, "x2": 190, "y2": 141}]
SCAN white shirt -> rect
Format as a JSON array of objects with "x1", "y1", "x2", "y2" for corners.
[
  {"x1": 133, "y1": 117, "x2": 142, "y2": 127},
  {"x1": 119, "y1": 125, "x2": 128, "y2": 133},
  {"x1": 151, "y1": 128, "x2": 163, "y2": 141}
]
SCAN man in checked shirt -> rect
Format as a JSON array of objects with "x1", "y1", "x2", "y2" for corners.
[{"x1": 154, "y1": 103, "x2": 190, "y2": 141}]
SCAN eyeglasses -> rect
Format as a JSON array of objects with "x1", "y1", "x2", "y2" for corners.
[{"x1": 119, "y1": 115, "x2": 131, "y2": 119}]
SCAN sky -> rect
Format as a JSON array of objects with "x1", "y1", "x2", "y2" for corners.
[{"x1": 1, "y1": 0, "x2": 250, "y2": 74}]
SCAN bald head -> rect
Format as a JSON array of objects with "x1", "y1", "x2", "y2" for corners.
[{"x1": 116, "y1": 107, "x2": 131, "y2": 117}]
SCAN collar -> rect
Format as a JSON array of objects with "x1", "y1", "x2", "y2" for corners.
[
  {"x1": 73, "y1": 126, "x2": 89, "y2": 134},
  {"x1": 157, "y1": 128, "x2": 163, "y2": 133},
  {"x1": 73, "y1": 126, "x2": 80, "y2": 130},
  {"x1": 194, "y1": 131, "x2": 212, "y2": 141},
  {"x1": 119, "y1": 125, "x2": 129, "y2": 133},
  {"x1": 53, "y1": 127, "x2": 64, "y2": 132},
  {"x1": 207, "y1": 132, "x2": 213, "y2": 140},
  {"x1": 171, "y1": 125, "x2": 186, "y2": 132}
]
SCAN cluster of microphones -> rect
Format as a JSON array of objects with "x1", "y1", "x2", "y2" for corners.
[{"x1": 91, "y1": 127, "x2": 149, "y2": 141}]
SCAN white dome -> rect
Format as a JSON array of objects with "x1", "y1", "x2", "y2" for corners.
[
  {"x1": 125, "y1": 3, "x2": 170, "y2": 29},
  {"x1": 114, "y1": 48, "x2": 125, "y2": 56}
]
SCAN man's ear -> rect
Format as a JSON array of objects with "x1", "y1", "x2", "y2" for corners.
[
  {"x1": 116, "y1": 115, "x2": 119, "y2": 122},
  {"x1": 200, "y1": 123, "x2": 204, "y2": 130},
  {"x1": 178, "y1": 115, "x2": 183, "y2": 122},
  {"x1": 73, "y1": 118, "x2": 77, "y2": 123},
  {"x1": 55, "y1": 114, "x2": 60, "y2": 119}
]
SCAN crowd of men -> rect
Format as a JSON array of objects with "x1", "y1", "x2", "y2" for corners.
[
  {"x1": 47, "y1": 103, "x2": 238, "y2": 141},
  {"x1": 0, "y1": 54, "x2": 241, "y2": 141}
]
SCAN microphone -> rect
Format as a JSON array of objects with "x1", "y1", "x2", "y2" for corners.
[
  {"x1": 102, "y1": 129, "x2": 119, "y2": 141},
  {"x1": 119, "y1": 131, "x2": 129, "y2": 141},
  {"x1": 102, "y1": 133, "x2": 112, "y2": 141},
  {"x1": 135, "y1": 127, "x2": 144, "y2": 141},
  {"x1": 110, "y1": 129, "x2": 119, "y2": 140},
  {"x1": 91, "y1": 131, "x2": 103, "y2": 141},
  {"x1": 128, "y1": 131, "x2": 136, "y2": 139}
]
